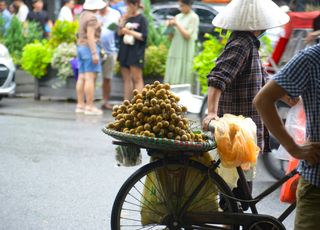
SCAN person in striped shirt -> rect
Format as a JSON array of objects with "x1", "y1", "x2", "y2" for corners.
[{"x1": 254, "y1": 44, "x2": 320, "y2": 230}]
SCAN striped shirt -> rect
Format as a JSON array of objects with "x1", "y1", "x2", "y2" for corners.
[
  {"x1": 207, "y1": 31, "x2": 269, "y2": 153},
  {"x1": 273, "y1": 44, "x2": 320, "y2": 187}
]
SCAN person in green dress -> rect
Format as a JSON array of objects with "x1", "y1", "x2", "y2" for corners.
[{"x1": 164, "y1": 0, "x2": 199, "y2": 85}]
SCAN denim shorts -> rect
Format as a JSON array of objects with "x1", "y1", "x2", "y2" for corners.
[{"x1": 77, "y1": 45, "x2": 101, "y2": 74}]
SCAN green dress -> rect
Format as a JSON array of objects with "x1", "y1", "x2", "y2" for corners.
[{"x1": 164, "y1": 11, "x2": 199, "y2": 85}]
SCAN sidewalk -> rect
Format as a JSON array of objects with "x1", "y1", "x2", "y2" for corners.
[{"x1": 0, "y1": 97, "x2": 117, "y2": 123}]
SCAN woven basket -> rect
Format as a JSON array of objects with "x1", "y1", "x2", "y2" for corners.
[{"x1": 103, "y1": 127, "x2": 216, "y2": 152}]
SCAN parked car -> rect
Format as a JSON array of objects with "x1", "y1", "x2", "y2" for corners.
[
  {"x1": 152, "y1": 2, "x2": 219, "y2": 40},
  {"x1": 0, "y1": 44, "x2": 16, "y2": 100}
]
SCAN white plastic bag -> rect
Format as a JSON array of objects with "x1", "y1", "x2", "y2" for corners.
[{"x1": 277, "y1": 100, "x2": 306, "y2": 160}]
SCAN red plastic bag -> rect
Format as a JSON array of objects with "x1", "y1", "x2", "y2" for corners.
[{"x1": 280, "y1": 101, "x2": 305, "y2": 203}]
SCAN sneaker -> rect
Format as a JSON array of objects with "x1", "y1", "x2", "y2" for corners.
[
  {"x1": 75, "y1": 106, "x2": 85, "y2": 114},
  {"x1": 84, "y1": 107, "x2": 103, "y2": 116}
]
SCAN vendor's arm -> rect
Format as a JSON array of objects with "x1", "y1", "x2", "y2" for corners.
[
  {"x1": 254, "y1": 50, "x2": 320, "y2": 165},
  {"x1": 202, "y1": 87, "x2": 221, "y2": 131}
]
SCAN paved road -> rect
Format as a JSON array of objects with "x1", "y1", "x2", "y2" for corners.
[{"x1": 0, "y1": 97, "x2": 295, "y2": 230}]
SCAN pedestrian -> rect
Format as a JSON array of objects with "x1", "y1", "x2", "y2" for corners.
[
  {"x1": 75, "y1": 0, "x2": 106, "y2": 115},
  {"x1": 0, "y1": 0, "x2": 12, "y2": 32},
  {"x1": 8, "y1": 3, "x2": 18, "y2": 15},
  {"x1": 306, "y1": 15, "x2": 320, "y2": 44},
  {"x1": 13, "y1": 0, "x2": 29, "y2": 22},
  {"x1": 202, "y1": 0, "x2": 289, "y2": 210},
  {"x1": 27, "y1": 0, "x2": 53, "y2": 38},
  {"x1": 96, "y1": 4, "x2": 121, "y2": 110},
  {"x1": 57, "y1": 0, "x2": 75, "y2": 22},
  {"x1": 253, "y1": 44, "x2": 320, "y2": 230},
  {"x1": 117, "y1": 0, "x2": 147, "y2": 100},
  {"x1": 164, "y1": 0, "x2": 199, "y2": 85},
  {"x1": 109, "y1": 0, "x2": 126, "y2": 15}
]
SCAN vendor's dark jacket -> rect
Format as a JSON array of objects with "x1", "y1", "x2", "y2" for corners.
[{"x1": 207, "y1": 31, "x2": 270, "y2": 153}]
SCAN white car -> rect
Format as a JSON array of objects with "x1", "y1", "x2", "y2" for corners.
[{"x1": 0, "y1": 44, "x2": 16, "y2": 100}]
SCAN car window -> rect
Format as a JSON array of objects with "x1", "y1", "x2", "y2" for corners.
[
  {"x1": 195, "y1": 8, "x2": 217, "y2": 24},
  {"x1": 153, "y1": 8, "x2": 168, "y2": 20},
  {"x1": 167, "y1": 8, "x2": 180, "y2": 18}
]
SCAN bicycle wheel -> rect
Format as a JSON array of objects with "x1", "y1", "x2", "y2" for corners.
[{"x1": 111, "y1": 158, "x2": 239, "y2": 230}]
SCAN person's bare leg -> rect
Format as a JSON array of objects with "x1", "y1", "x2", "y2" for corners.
[
  {"x1": 121, "y1": 67, "x2": 133, "y2": 100},
  {"x1": 102, "y1": 78, "x2": 112, "y2": 109},
  {"x1": 84, "y1": 72, "x2": 97, "y2": 109},
  {"x1": 130, "y1": 66, "x2": 144, "y2": 92},
  {"x1": 76, "y1": 73, "x2": 85, "y2": 108}
]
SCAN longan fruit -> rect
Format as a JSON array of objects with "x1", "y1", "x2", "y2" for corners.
[
  {"x1": 154, "y1": 81, "x2": 160, "y2": 86},
  {"x1": 151, "y1": 98, "x2": 157, "y2": 106},
  {"x1": 107, "y1": 123, "x2": 115, "y2": 129},
  {"x1": 167, "y1": 132, "x2": 174, "y2": 139},
  {"x1": 123, "y1": 100, "x2": 130, "y2": 106},
  {"x1": 133, "y1": 89, "x2": 139, "y2": 96},
  {"x1": 156, "y1": 116, "x2": 162, "y2": 123},
  {"x1": 125, "y1": 120, "x2": 132, "y2": 128},
  {"x1": 178, "y1": 121, "x2": 184, "y2": 128},
  {"x1": 171, "y1": 113, "x2": 177, "y2": 120},
  {"x1": 168, "y1": 124, "x2": 175, "y2": 131},
  {"x1": 152, "y1": 126, "x2": 160, "y2": 133},
  {"x1": 137, "y1": 103, "x2": 143, "y2": 110},
  {"x1": 174, "y1": 127, "x2": 181, "y2": 134},
  {"x1": 129, "y1": 129, "x2": 135, "y2": 134},
  {"x1": 179, "y1": 129, "x2": 186, "y2": 136},
  {"x1": 163, "y1": 120, "x2": 169, "y2": 128},
  {"x1": 175, "y1": 96, "x2": 180, "y2": 102},
  {"x1": 142, "y1": 89, "x2": 148, "y2": 96},
  {"x1": 156, "y1": 122, "x2": 163, "y2": 129},
  {"x1": 145, "y1": 84, "x2": 151, "y2": 89},
  {"x1": 181, "y1": 106, "x2": 187, "y2": 113},
  {"x1": 175, "y1": 106, "x2": 182, "y2": 113},
  {"x1": 136, "y1": 126, "x2": 144, "y2": 133},
  {"x1": 144, "y1": 124, "x2": 151, "y2": 131},
  {"x1": 181, "y1": 135, "x2": 188, "y2": 141},
  {"x1": 142, "y1": 106, "x2": 149, "y2": 114},
  {"x1": 164, "y1": 83, "x2": 170, "y2": 90},
  {"x1": 150, "y1": 115, "x2": 157, "y2": 122},
  {"x1": 112, "y1": 111, "x2": 117, "y2": 117},
  {"x1": 175, "y1": 135, "x2": 181, "y2": 141},
  {"x1": 112, "y1": 105, "x2": 119, "y2": 112},
  {"x1": 136, "y1": 99, "x2": 143, "y2": 104},
  {"x1": 137, "y1": 112, "x2": 144, "y2": 120}
]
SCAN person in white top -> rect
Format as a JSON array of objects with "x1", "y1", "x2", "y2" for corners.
[
  {"x1": 96, "y1": 5, "x2": 121, "y2": 109},
  {"x1": 58, "y1": 0, "x2": 75, "y2": 22},
  {"x1": 13, "y1": 0, "x2": 29, "y2": 22}
]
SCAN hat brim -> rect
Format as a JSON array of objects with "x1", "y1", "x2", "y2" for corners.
[
  {"x1": 83, "y1": 1, "x2": 107, "y2": 10},
  {"x1": 212, "y1": 0, "x2": 290, "y2": 31}
]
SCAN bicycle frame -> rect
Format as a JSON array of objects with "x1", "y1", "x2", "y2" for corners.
[
  {"x1": 112, "y1": 141, "x2": 298, "y2": 229},
  {"x1": 181, "y1": 158, "x2": 298, "y2": 229}
]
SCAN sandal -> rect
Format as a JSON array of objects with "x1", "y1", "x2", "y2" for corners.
[
  {"x1": 101, "y1": 103, "x2": 113, "y2": 110},
  {"x1": 84, "y1": 107, "x2": 103, "y2": 116},
  {"x1": 75, "y1": 106, "x2": 85, "y2": 114}
]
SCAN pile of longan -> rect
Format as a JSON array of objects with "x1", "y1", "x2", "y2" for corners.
[{"x1": 107, "y1": 81, "x2": 205, "y2": 142}]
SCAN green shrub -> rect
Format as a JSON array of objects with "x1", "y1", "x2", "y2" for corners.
[
  {"x1": 21, "y1": 40, "x2": 53, "y2": 79},
  {"x1": 3, "y1": 16, "x2": 42, "y2": 65},
  {"x1": 143, "y1": 45, "x2": 168, "y2": 78},
  {"x1": 49, "y1": 20, "x2": 79, "y2": 48},
  {"x1": 193, "y1": 33, "x2": 226, "y2": 95}
]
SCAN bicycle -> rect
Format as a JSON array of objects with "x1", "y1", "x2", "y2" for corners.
[
  {"x1": 103, "y1": 126, "x2": 298, "y2": 230},
  {"x1": 199, "y1": 95, "x2": 291, "y2": 180}
]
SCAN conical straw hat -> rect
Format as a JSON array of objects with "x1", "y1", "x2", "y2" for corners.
[{"x1": 212, "y1": 0, "x2": 290, "y2": 31}]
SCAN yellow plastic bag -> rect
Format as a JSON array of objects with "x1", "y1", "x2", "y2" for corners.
[
  {"x1": 140, "y1": 153, "x2": 219, "y2": 225},
  {"x1": 213, "y1": 114, "x2": 260, "y2": 168}
]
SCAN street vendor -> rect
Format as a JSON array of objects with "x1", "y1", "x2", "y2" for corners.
[{"x1": 202, "y1": 0, "x2": 289, "y2": 210}]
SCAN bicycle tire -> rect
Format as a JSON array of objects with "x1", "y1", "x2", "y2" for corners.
[{"x1": 111, "y1": 158, "x2": 239, "y2": 230}]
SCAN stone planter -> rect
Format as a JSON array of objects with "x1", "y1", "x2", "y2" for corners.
[{"x1": 34, "y1": 68, "x2": 102, "y2": 100}]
